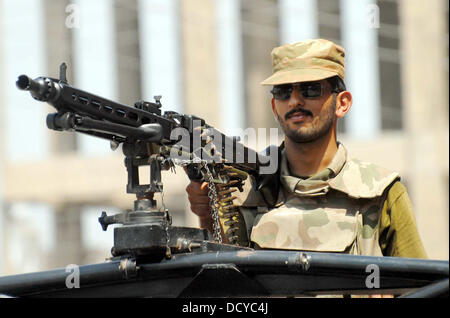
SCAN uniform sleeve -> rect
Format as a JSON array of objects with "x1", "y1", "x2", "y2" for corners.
[{"x1": 378, "y1": 181, "x2": 428, "y2": 258}]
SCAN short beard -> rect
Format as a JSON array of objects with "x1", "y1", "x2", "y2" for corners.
[{"x1": 277, "y1": 94, "x2": 337, "y2": 144}]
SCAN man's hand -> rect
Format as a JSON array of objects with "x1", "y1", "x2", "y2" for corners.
[{"x1": 185, "y1": 181, "x2": 214, "y2": 232}]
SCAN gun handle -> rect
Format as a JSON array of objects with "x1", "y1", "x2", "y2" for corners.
[{"x1": 186, "y1": 165, "x2": 204, "y2": 182}]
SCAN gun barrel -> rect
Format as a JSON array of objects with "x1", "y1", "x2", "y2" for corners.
[
  {"x1": 16, "y1": 75, "x2": 57, "y2": 103},
  {"x1": 16, "y1": 75, "x2": 36, "y2": 91}
]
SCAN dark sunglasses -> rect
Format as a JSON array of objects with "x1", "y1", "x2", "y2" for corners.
[{"x1": 270, "y1": 82, "x2": 324, "y2": 100}]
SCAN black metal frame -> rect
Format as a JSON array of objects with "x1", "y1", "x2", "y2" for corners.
[{"x1": 0, "y1": 250, "x2": 447, "y2": 298}]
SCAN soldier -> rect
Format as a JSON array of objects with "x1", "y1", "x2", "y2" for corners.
[{"x1": 186, "y1": 39, "x2": 427, "y2": 259}]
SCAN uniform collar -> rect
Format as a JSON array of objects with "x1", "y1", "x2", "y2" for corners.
[{"x1": 280, "y1": 142, "x2": 348, "y2": 196}]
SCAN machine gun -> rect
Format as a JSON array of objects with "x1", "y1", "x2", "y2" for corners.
[
  {"x1": 14, "y1": 63, "x2": 277, "y2": 255},
  {"x1": 0, "y1": 64, "x2": 447, "y2": 298}
]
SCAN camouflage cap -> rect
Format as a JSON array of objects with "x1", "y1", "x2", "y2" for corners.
[{"x1": 261, "y1": 39, "x2": 345, "y2": 86}]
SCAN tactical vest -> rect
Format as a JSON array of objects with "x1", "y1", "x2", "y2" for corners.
[{"x1": 235, "y1": 143, "x2": 400, "y2": 256}]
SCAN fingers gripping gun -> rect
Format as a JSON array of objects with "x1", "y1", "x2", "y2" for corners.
[{"x1": 17, "y1": 63, "x2": 271, "y2": 257}]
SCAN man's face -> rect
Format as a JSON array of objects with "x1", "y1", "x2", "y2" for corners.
[{"x1": 271, "y1": 79, "x2": 337, "y2": 143}]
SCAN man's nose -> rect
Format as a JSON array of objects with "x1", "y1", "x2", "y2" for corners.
[{"x1": 288, "y1": 86, "x2": 305, "y2": 108}]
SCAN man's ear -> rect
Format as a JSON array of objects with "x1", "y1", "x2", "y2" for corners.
[
  {"x1": 271, "y1": 98, "x2": 279, "y2": 122},
  {"x1": 335, "y1": 91, "x2": 352, "y2": 118}
]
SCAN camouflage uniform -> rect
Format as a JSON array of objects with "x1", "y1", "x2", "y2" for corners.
[
  {"x1": 226, "y1": 39, "x2": 427, "y2": 258},
  {"x1": 233, "y1": 143, "x2": 426, "y2": 258}
]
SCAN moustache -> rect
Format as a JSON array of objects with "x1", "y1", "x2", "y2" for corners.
[{"x1": 285, "y1": 108, "x2": 313, "y2": 120}]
